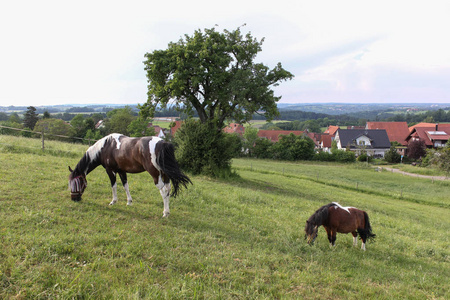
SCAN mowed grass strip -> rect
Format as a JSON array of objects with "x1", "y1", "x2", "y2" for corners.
[{"x1": 0, "y1": 136, "x2": 448, "y2": 299}]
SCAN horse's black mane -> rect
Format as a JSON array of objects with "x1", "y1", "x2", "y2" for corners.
[
  {"x1": 73, "y1": 138, "x2": 107, "y2": 176},
  {"x1": 307, "y1": 202, "x2": 337, "y2": 226}
]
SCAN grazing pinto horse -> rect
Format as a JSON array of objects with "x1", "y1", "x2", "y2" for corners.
[
  {"x1": 68, "y1": 133, "x2": 191, "y2": 217},
  {"x1": 305, "y1": 202, "x2": 376, "y2": 250}
]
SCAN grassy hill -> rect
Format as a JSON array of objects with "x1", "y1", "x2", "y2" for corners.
[{"x1": 0, "y1": 136, "x2": 448, "y2": 299}]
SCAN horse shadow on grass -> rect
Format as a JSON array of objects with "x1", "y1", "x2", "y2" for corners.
[{"x1": 219, "y1": 176, "x2": 331, "y2": 204}]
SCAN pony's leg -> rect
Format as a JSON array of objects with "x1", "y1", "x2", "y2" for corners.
[
  {"x1": 331, "y1": 232, "x2": 337, "y2": 247},
  {"x1": 118, "y1": 172, "x2": 133, "y2": 205},
  {"x1": 358, "y1": 229, "x2": 367, "y2": 251},
  {"x1": 352, "y1": 232, "x2": 358, "y2": 247},
  {"x1": 325, "y1": 227, "x2": 335, "y2": 247},
  {"x1": 361, "y1": 236, "x2": 367, "y2": 251},
  {"x1": 107, "y1": 170, "x2": 118, "y2": 205}
]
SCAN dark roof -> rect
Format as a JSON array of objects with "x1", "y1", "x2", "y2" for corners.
[{"x1": 336, "y1": 129, "x2": 391, "y2": 149}]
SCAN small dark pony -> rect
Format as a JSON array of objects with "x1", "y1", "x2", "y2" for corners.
[
  {"x1": 305, "y1": 202, "x2": 376, "y2": 250},
  {"x1": 69, "y1": 133, "x2": 191, "y2": 217}
]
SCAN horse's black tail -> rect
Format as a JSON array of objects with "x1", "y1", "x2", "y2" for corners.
[
  {"x1": 358, "y1": 211, "x2": 376, "y2": 242},
  {"x1": 156, "y1": 141, "x2": 192, "y2": 197}
]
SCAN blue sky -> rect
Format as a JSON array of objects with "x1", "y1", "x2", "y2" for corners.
[{"x1": 1, "y1": 0, "x2": 449, "y2": 106}]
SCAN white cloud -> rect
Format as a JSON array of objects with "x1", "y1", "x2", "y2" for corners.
[{"x1": 1, "y1": 0, "x2": 449, "y2": 106}]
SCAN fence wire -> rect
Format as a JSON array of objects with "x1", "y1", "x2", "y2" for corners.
[{"x1": 0, "y1": 124, "x2": 96, "y2": 154}]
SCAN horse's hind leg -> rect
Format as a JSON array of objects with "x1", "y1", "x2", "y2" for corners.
[
  {"x1": 118, "y1": 171, "x2": 133, "y2": 206},
  {"x1": 357, "y1": 229, "x2": 367, "y2": 251},
  {"x1": 153, "y1": 172, "x2": 171, "y2": 217}
]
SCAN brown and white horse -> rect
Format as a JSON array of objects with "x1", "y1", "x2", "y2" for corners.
[
  {"x1": 68, "y1": 133, "x2": 191, "y2": 217},
  {"x1": 305, "y1": 202, "x2": 376, "y2": 250}
]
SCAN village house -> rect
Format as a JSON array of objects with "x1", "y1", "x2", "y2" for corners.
[
  {"x1": 366, "y1": 122, "x2": 410, "y2": 146},
  {"x1": 406, "y1": 123, "x2": 450, "y2": 149},
  {"x1": 147, "y1": 122, "x2": 166, "y2": 138},
  {"x1": 319, "y1": 134, "x2": 334, "y2": 153},
  {"x1": 334, "y1": 129, "x2": 391, "y2": 158}
]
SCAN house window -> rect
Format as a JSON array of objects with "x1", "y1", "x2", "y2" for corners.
[{"x1": 359, "y1": 140, "x2": 365, "y2": 146}]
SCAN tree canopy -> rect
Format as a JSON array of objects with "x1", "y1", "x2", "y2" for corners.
[
  {"x1": 141, "y1": 27, "x2": 293, "y2": 129},
  {"x1": 23, "y1": 106, "x2": 39, "y2": 130}
]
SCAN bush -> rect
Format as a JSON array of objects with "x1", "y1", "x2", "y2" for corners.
[
  {"x1": 174, "y1": 119, "x2": 235, "y2": 177},
  {"x1": 333, "y1": 150, "x2": 356, "y2": 162},
  {"x1": 384, "y1": 146, "x2": 402, "y2": 163},
  {"x1": 407, "y1": 139, "x2": 427, "y2": 160},
  {"x1": 313, "y1": 151, "x2": 335, "y2": 162},
  {"x1": 357, "y1": 153, "x2": 373, "y2": 163},
  {"x1": 270, "y1": 134, "x2": 315, "y2": 161},
  {"x1": 253, "y1": 138, "x2": 273, "y2": 159}
]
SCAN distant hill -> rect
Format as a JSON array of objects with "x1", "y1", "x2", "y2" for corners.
[{"x1": 277, "y1": 103, "x2": 450, "y2": 115}]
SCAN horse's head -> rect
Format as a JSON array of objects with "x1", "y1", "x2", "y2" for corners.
[
  {"x1": 304, "y1": 220, "x2": 319, "y2": 245},
  {"x1": 68, "y1": 166, "x2": 87, "y2": 201}
]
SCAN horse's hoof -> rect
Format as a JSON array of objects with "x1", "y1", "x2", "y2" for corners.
[
  {"x1": 127, "y1": 201, "x2": 132, "y2": 206},
  {"x1": 109, "y1": 201, "x2": 117, "y2": 206},
  {"x1": 163, "y1": 212, "x2": 170, "y2": 218}
]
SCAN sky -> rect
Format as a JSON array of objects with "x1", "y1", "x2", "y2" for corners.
[{"x1": 1, "y1": 0, "x2": 449, "y2": 107}]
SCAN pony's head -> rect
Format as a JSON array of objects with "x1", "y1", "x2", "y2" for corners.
[
  {"x1": 68, "y1": 166, "x2": 87, "y2": 201},
  {"x1": 304, "y1": 203, "x2": 333, "y2": 245},
  {"x1": 304, "y1": 219, "x2": 319, "y2": 245}
]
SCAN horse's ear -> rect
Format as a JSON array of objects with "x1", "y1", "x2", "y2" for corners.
[{"x1": 69, "y1": 166, "x2": 73, "y2": 173}]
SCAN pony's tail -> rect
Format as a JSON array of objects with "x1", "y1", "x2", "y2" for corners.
[
  {"x1": 358, "y1": 211, "x2": 376, "y2": 242},
  {"x1": 156, "y1": 141, "x2": 192, "y2": 197}
]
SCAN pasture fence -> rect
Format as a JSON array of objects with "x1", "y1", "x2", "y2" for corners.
[{"x1": 0, "y1": 124, "x2": 96, "y2": 152}]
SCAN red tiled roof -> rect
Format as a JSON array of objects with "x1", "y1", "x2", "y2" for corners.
[
  {"x1": 223, "y1": 123, "x2": 245, "y2": 135},
  {"x1": 306, "y1": 132, "x2": 322, "y2": 146},
  {"x1": 257, "y1": 130, "x2": 304, "y2": 142},
  {"x1": 366, "y1": 122, "x2": 410, "y2": 145},
  {"x1": 406, "y1": 126, "x2": 450, "y2": 147},
  {"x1": 320, "y1": 134, "x2": 334, "y2": 148},
  {"x1": 170, "y1": 120, "x2": 183, "y2": 136},
  {"x1": 408, "y1": 123, "x2": 437, "y2": 132},
  {"x1": 324, "y1": 126, "x2": 339, "y2": 135}
]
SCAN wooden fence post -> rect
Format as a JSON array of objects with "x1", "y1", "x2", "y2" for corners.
[{"x1": 41, "y1": 131, "x2": 45, "y2": 150}]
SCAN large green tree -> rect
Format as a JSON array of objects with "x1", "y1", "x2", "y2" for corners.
[
  {"x1": 141, "y1": 26, "x2": 293, "y2": 129},
  {"x1": 141, "y1": 27, "x2": 293, "y2": 175}
]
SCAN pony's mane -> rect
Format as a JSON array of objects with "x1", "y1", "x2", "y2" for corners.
[{"x1": 307, "y1": 203, "x2": 336, "y2": 226}]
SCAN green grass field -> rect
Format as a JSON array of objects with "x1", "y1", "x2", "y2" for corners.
[{"x1": 0, "y1": 136, "x2": 449, "y2": 299}]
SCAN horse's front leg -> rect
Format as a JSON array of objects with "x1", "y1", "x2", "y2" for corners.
[
  {"x1": 118, "y1": 171, "x2": 133, "y2": 206},
  {"x1": 106, "y1": 170, "x2": 118, "y2": 205},
  {"x1": 324, "y1": 227, "x2": 333, "y2": 246},
  {"x1": 352, "y1": 232, "x2": 358, "y2": 247},
  {"x1": 155, "y1": 173, "x2": 171, "y2": 217}
]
